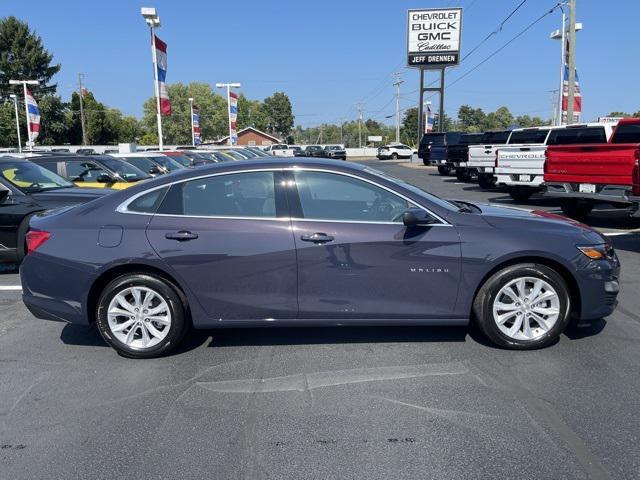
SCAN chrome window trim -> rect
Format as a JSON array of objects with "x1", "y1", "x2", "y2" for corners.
[{"x1": 115, "y1": 166, "x2": 451, "y2": 226}]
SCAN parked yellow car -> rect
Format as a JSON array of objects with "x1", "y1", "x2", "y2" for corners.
[{"x1": 30, "y1": 155, "x2": 151, "y2": 189}]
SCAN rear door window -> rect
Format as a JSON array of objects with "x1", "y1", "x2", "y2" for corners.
[{"x1": 158, "y1": 171, "x2": 278, "y2": 218}]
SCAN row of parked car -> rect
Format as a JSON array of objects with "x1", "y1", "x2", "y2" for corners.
[
  {"x1": 0, "y1": 146, "x2": 273, "y2": 263},
  {"x1": 418, "y1": 118, "x2": 640, "y2": 220},
  {"x1": 264, "y1": 144, "x2": 348, "y2": 160}
]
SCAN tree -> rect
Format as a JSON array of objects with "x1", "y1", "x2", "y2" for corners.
[
  {"x1": 0, "y1": 17, "x2": 60, "y2": 97},
  {"x1": 237, "y1": 94, "x2": 268, "y2": 131},
  {"x1": 400, "y1": 107, "x2": 419, "y2": 146},
  {"x1": 608, "y1": 111, "x2": 631, "y2": 117},
  {"x1": 458, "y1": 105, "x2": 486, "y2": 132},
  {"x1": 0, "y1": 101, "x2": 19, "y2": 148},
  {"x1": 37, "y1": 95, "x2": 69, "y2": 145},
  {"x1": 483, "y1": 106, "x2": 514, "y2": 130},
  {"x1": 142, "y1": 82, "x2": 227, "y2": 144},
  {"x1": 262, "y1": 92, "x2": 294, "y2": 138}
]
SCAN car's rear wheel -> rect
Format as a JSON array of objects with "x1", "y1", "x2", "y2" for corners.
[
  {"x1": 437, "y1": 165, "x2": 451, "y2": 175},
  {"x1": 560, "y1": 199, "x2": 593, "y2": 219},
  {"x1": 455, "y1": 168, "x2": 471, "y2": 182},
  {"x1": 473, "y1": 264, "x2": 571, "y2": 349},
  {"x1": 508, "y1": 186, "x2": 534, "y2": 202},
  {"x1": 477, "y1": 174, "x2": 496, "y2": 189},
  {"x1": 391, "y1": 153, "x2": 398, "y2": 160},
  {"x1": 96, "y1": 274, "x2": 188, "y2": 358}
]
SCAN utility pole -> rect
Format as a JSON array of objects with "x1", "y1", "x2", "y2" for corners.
[
  {"x1": 78, "y1": 73, "x2": 88, "y2": 146},
  {"x1": 566, "y1": 0, "x2": 577, "y2": 124},
  {"x1": 356, "y1": 103, "x2": 363, "y2": 148},
  {"x1": 9, "y1": 94, "x2": 22, "y2": 153},
  {"x1": 393, "y1": 72, "x2": 404, "y2": 143}
]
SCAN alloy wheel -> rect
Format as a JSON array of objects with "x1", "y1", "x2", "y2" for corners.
[
  {"x1": 492, "y1": 276, "x2": 560, "y2": 341},
  {"x1": 107, "y1": 286, "x2": 172, "y2": 349}
]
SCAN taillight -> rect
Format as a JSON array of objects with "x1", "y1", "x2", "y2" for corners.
[
  {"x1": 544, "y1": 149, "x2": 549, "y2": 174},
  {"x1": 495, "y1": 149, "x2": 499, "y2": 168},
  {"x1": 25, "y1": 230, "x2": 50, "y2": 255},
  {"x1": 633, "y1": 155, "x2": 640, "y2": 196}
]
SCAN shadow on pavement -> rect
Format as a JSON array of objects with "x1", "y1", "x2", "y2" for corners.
[
  {"x1": 564, "y1": 318, "x2": 608, "y2": 340},
  {"x1": 609, "y1": 233, "x2": 640, "y2": 253},
  {"x1": 0, "y1": 263, "x2": 18, "y2": 275}
]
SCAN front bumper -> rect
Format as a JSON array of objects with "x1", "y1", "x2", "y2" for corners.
[{"x1": 575, "y1": 255, "x2": 621, "y2": 320}]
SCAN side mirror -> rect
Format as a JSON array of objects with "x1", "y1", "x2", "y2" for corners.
[
  {"x1": 96, "y1": 174, "x2": 114, "y2": 184},
  {"x1": 402, "y1": 207, "x2": 436, "y2": 227},
  {"x1": 149, "y1": 166, "x2": 161, "y2": 175}
]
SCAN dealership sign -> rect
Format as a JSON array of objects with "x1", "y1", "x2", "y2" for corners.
[{"x1": 407, "y1": 8, "x2": 462, "y2": 68}]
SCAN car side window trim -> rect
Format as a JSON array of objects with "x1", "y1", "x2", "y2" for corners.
[{"x1": 116, "y1": 167, "x2": 450, "y2": 226}]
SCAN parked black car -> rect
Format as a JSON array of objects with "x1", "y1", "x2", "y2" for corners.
[
  {"x1": 323, "y1": 145, "x2": 347, "y2": 160},
  {"x1": 447, "y1": 133, "x2": 486, "y2": 181},
  {"x1": 0, "y1": 157, "x2": 108, "y2": 263},
  {"x1": 303, "y1": 145, "x2": 325, "y2": 157}
]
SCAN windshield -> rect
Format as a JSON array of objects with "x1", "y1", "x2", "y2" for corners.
[
  {"x1": 237, "y1": 149, "x2": 258, "y2": 158},
  {"x1": 99, "y1": 157, "x2": 150, "y2": 181},
  {"x1": 363, "y1": 166, "x2": 458, "y2": 213},
  {"x1": 165, "y1": 154, "x2": 191, "y2": 167},
  {"x1": 220, "y1": 150, "x2": 246, "y2": 160},
  {"x1": 508, "y1": 129, "x2": 549, "y2": 144},
  {"x1": 0, "y1": 160, "x2": 74, "y2": 193},
  {"x1": 149, "y1": 156, "x2": 182, "y2": 171}
]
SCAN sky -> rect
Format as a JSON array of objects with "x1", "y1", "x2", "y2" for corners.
[{"x1": 3, "y1": 0, "x2": 640, "y2": 127}]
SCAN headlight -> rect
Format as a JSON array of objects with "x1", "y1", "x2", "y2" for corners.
[{"x1": 576, "y1": 244, "x2": 614, "y2": 260}]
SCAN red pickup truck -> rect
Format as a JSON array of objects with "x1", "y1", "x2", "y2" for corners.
[
  {"x1": 544, "y1": 118, "x2": 640, "y2": 218},
  {"x1": 631, "y1": 153, "x2": 640, "y2": 217}
]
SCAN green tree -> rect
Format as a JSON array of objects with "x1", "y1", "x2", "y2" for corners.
[
  {"x1": 0, "y1": 101, "x2": 19, "y2": 148},
  {"x1": 0, "y1": 17, "x2": 60, "y2": 97},
  {"x1": 237, "y1": 94, "x2": 268, "y2": 131},
  {"x1": 458, "y1": 105, "x2": 486, "y2": 132},
  {"x1": 37, "y1": 95, "x2": 69, "y2": 145},
  {"x1": 483, "y1": 106, "x2": 514, "y2": 130},
  {"x1": 262, "y1": 92, "x2": 294, "y2": 138},
  {"x1": 401, "y1": 107, "x2": 419, "y2": 146},
  {"x1": 142, "y1": 82, "x2": 227, "y2": 144},
  {"x1": 608, "y1": 111, "x2": 631, "y2": 117}
]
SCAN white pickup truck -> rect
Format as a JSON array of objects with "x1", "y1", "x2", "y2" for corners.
[
  {"x1": 465, "y1": 129, "x2": 512, "y2": 188},
  {"x1": 495, "y1": 123, "x2": 615, "y2": 201},
  {"x1": 265, "y1": 144, "x2": 295, "y2": 157}
]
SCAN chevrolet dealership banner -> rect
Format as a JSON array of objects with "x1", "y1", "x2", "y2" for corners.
[{"x1": 407, "y1": 8, "x2": 462, "y2": 68}]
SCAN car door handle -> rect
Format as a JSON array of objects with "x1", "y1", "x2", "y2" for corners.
[
  {"x1": 301, "y1": 233, "x2": 334, "y2": 244},
  {"x1": 165, "y1": 231, "x2": 199, "y2": 241}
]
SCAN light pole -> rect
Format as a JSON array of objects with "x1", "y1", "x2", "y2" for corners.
[
  {"x1": 9, "y1": 94, "x2": 22, "y2": 153},
  {"x1": 549, "y1": 3, "x2": 582, "y2": 125},
  {"x1": 141, "y1": 7, "x2": 164, "y2": 150},
  {"x1": 188, "y1": 97, "x2": 195, "y2": 147},
  {"x1": 216, "y1": 83, "x2": 241, "y2": 145},
  {"x1": 9, "y1": 79, "x2": 39, "y2": 152}
]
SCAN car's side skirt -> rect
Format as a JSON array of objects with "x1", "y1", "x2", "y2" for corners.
[{"x1": 194, "y1": 318, "x2": 469, "y2": 329}]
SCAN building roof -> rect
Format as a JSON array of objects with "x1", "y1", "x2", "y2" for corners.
[{"x1": 217, "y1": 127, "x2": 282, "y2": 144}]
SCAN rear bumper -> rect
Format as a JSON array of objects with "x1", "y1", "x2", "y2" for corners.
[
  {"x1": 544, "y1": 183, "x2": 632, "y2": 205},
  {"x1": 629, "y1": 196, "x2": 640, "y2": 217},
  {"x1": 495, "y1": 173, "x2": 543, "y2": 187}
]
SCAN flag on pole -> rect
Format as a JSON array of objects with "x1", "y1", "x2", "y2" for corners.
[
  {"x1": 192, "y1": 104, "x2": 201, "y2": 145},
  {"x1": 26, "y1": 90, "x2": 41, "y2": 142},
  {"x1": 561, "y1": 65, "x2": 582, "y2": 124},
  {"x1": 154, "y1": 35, "x2": 171, "y2": 116},
  {"x1": 229, "y1": 91, "x2": 238, "y2": 145},
  {"x1": 425, "y1": 103, "x2": 434, "y2": 133}
]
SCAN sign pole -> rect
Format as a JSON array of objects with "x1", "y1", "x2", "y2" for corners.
[
  {"x1": 438, "y1": 68, "x2": 445, "y2": 132},
  {"x1": 417, "y1": 69, "x2": 424, "y2": 146}
]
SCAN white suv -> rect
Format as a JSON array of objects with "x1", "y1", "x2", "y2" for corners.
[{"x1": 376, "y1": 144, "x2": 416, "y2": 160}]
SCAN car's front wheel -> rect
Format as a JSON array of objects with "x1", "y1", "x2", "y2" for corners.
[
  {"x1": 437, "y1": 165, "x2": 451, "y2": 175},
  {"x1": 473, "y1": 264, "x2": 571, "y2": 349},
  {"x1": 96, "y1": 273, "x2": 188, "y2": 358}
]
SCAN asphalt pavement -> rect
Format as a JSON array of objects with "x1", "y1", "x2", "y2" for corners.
[{"x1": 1, "y1": 159, "x2": 639, "y2": 480}]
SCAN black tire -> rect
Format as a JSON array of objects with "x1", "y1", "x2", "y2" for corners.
[
  {"x1": 16, "y1": 212, "x2": 38, "y2": 263},
  {"x1": 455, "y1": 168, "x2": 471, "y2": 182},
  {"x1": 477, "y1": 174, "x2": 496, "y2": 190},
  {"x1": 95, "y1": 273, "x2": 188, "y2": 358},
  {"x1": 437, "y1": 165, "x2": 451, "y2": 175},
  {"x1": 508, "y1": 186, "x2": 533, "y2": 202},
  {"x1": 473, "y1": 263, "x2": 571, "y2": 350},
  {"x1": 422, "y1": 158, "x2": 430, "y2": 166},
  {"x1": 391, "y1": 153, "x2": 398, "y2": 160},
  {"x1": 560, "y1": 200, "x2": 593, "y2": 219}
]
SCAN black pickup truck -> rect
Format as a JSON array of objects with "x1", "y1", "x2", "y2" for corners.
[{"x1": 448, "y1": 133, "x2": 489, "y2": 181}]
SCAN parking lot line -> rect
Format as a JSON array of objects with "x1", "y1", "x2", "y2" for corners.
[{"x1": 0, "y1": 285, "x2": 22, "y2": 291}]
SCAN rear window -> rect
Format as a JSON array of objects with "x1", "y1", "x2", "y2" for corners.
[
  {"x1": 459, "y1": 134, "x2": 485, "y2": 145},
  {"x1": 508, "y1": 129, "x2": 549, "y2": 144},
  {"x1": 611, "y1": 123, "x2": 640, "y2": 144},
  {"x1": 482, "y1": 131, "x2": 511, "y2": 144},
  {"x1": 420, "y1": 133, "x2": 445, "y2": 146},
  {"x1": 547, "y1": 127, "x2": 608, "y2": 145}
]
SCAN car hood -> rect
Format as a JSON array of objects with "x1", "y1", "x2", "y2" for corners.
[{"x1": 468, "y1": 202, "x2": 606, "y2": 243}]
